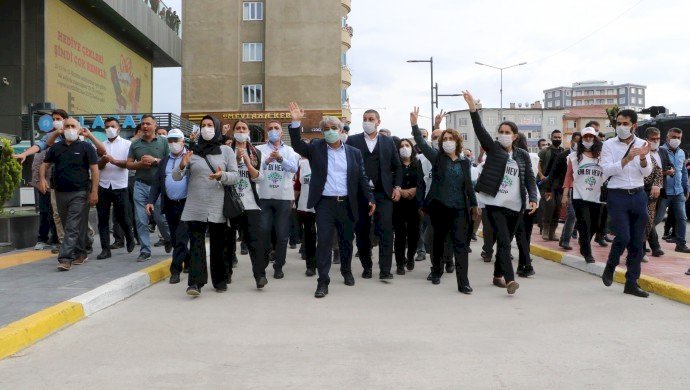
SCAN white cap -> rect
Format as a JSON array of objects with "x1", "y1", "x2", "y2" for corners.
[
  {"x1": 581, "y1": 127, "x2": 597, "y2": 137},
  {"x1": 168, "y1": 128, "x2": 184, "y2": 139}
]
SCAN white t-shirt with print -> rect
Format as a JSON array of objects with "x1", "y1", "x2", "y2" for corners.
[
  {"x1": 297, "y1": 159, "x2": 315, "y2": 213},
  {"x1": 477, "y1": 153, "x2": 522, "y2": 212},
  {"x1": 569, "y1": 153, "x2": 604, "y2": 203},
  {"x1": 235, "y1": 160, "x2": 261, "y2": 210}
]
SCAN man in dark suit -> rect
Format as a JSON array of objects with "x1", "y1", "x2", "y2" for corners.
[
  {"x1": 288, "y1": 102, "x2": 375, "y2": 298},
  {"x1": 146, "y1": 129, "x2": 190, "y2": 284},
  {"x1": 346, "y1": 109, "x2": 402, "y2": 280}
]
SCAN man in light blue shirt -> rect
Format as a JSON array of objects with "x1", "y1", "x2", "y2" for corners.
[{"x1": 657, "y1": 128, "x2": 690, "y2": 252}]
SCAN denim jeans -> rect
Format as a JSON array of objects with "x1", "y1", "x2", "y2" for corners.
[
  {"x1": 654, "y1": 193, "x2": 688, "y2": 246},
  {"x1": 133, "y1": 181, "x2": 170, "y2": 255},
  {"x1": 559, "y1": 192, "x2": 577, "y2": 246}
]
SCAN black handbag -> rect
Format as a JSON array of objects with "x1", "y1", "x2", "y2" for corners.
[
  {"x1": 202, "y1": 156, "x2": 245, "y2": 219},
  {"x1": 600, "y1": 141, "x2": 635, "y2": 203}
]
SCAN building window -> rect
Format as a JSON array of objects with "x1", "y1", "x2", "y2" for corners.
[
  {"x1": 565, "y1": 90, "x2": 571, "y2": 96},
  {"x1": 461, "y1": 133, "x2": 468, "y2": 140},
  {"x1": 341, "y1": 53, "x2": 347, "y2": 66},
  {"x1": 618, "y1": 87, "x2": 626, "y2": 94},
  {"x1": 619, "y1": 97, "x2": 626, "y2": 104},
  {"x1": 565, "y1": 99, "x2": 571, "y2": 106},
  {"x1": 546, "y1": 92, "x2": 552, "y2": 98},
  {"x1": 639, "y1": 98, "x2": 644, "y2": 106},
  {"x1": 574, "y1": 91, "x2": 582, "y2": 96},
  {"x1": 607, "y1": 89, "x2": 615, "y2": 95},
  {"x1": 548, "y1": 117, "x2": 556, "y2": 125},
  {"x1": 243, "y1": 2, "x2": 264, "y2": 21},
  {"x1": 555, "y1": 91, "x2": 561, "y2": 97},
  {"x1": 630, "y1": 97, "x2": 636, "y2": 104},
  {"x1": 596, "y1": 99, "x2": 605, "y2": 104},
  {"x1": 575, "y1": 100, "x2": 583, "y2": 106},
  {"x1": 242, "y1": 84, "x2": 263, "y2": 104},
  {"x1": 341, "y1": 88, "x2": 348, "y2": 105},
  {"x1": 596, "y1": 89, "x2": 605, "y2": 95},
  {"x1": 242, "y1": 43, "x2": 263, "y2": 62},
  {"x1": 607, "y1": 99, "x2": 614, "y2": 104},
  {"x1": 586, "y1": 90, "x2": 594, "y2": 95},
  {"x1": 458, "y1": 118, "x2": 468, "y2": 126},
  {"x1": 547, "y1": 101, "x2": 553, "y2": 108}
]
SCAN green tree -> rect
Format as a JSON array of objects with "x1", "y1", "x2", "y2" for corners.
[{"x1": 0, "y1": 138, "x2": 22, "y2": 212}]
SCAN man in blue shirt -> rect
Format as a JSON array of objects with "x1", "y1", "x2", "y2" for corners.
[
  {"x1": 655, "y1": 128, "x2": 690, "y2": 253},
  {"x1": 147, "y1": 129, "x2": 190, "y2": 283}
]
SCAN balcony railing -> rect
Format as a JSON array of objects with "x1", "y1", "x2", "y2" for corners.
[{"x1": 142, "y1": 0, "x2": 181, "y2": 36}]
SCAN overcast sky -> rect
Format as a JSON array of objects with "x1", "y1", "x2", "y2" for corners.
[{"x1": 154, "y1": 0, "x2": 690, "y2": 137}]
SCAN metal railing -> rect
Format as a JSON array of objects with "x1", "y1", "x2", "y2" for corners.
[{"x1": 142, "y1": 0, "x2": 181, "y2": 36}]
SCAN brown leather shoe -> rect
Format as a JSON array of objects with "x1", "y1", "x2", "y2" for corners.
[
  {"x1": 507, "y1": 281, "x2": 520, "y2": 294},
  {"x1": 57, "y1": 261, "x2": 71, "y2": 271},
  {"x1": 72, "y1": 255, "x2": 88, "y2": 265},
  {"x1": 492, "y1": 277, "x2": 507, "y2": 288}
]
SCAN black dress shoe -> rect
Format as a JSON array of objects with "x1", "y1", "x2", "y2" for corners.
[
  {"x1": 232, "y1": 258, "x2": 238, "y2": 268},
  {"x1": 595, "y1": 238, "x2": 608, "y2": 247},
  {"x1": 169, "y1": 274, "x2": 181, "y2": 284},
  {"x1": 343, "y1": 272, "x2": 355, "y2": 286},
  {"x1": 624, "y1": 283, "x2": 649, "y2": 298},
  {"x1": 685, "y1": 268, "x2": 690, "y2": 276},
  {"x1": 584, "y1": 255, "x2": 596, "y2": 264},
  {"x1": 396, "y1": 266, "x2": 406, "y2": 276},
  {"x1": 602, "y1": 265, "x2": 615, "y2": 287},
  {"x1": 458, "y1": 285, "x2": 473, "y2": 294},
  {"x1": 426, "y1": 272, "x2": 433, "y2": 281},
  {"x1": 604, "y1": 235, "x2": 613, "y2": 242},
  {"x1": 96, "y1": 250, "x2": 111, "y2": 260},
  {"x1": 522, "y1": 265, "x2": 535, "y2": 276},
  {"x1": 481, "y1": 251, "x2": 492, "y2": 262},
  {"x1": 445, "y1": 263, "x2": 455, "y2": 273},
  {"x1": 559, "y1": 243, "x2": 573, "y2": 250},
  {"x1": 274, "y1": 269, "x2": 284, "y2": 279},
  {"x1": 516, "y1": 265, "x2": 525, "y2": 277},
  {"x1": 241, "y1": 247, "x2": 249, "y2": 255},
  {"x1": 314, "y1": 283, "x2": 329, "y2": 298},
  {"x1": 362, "y1": 269, "x2": 372, "y2": 279},
  {"x1": 110, "y1": 242, "x2": 124, "y2": 250},
  {"x1": 126, "y1": 239, "x2": 136, "y2": 253},
  {"x1": 431, "y1": 274, "x2": 441, "y2": 285},
  {"x1": 215, "y1": 284, "x2": 228, "y2": 292},
  {"x1": 305, "y1": 268, "x2": 316, "y2": 277},
  {"x1": 467, "y1": 247, "x2": 472, "y2": 253},
  {"x1": 153, "y1": 238, "x2": 166, "y2": 247},
  {"x1": 256, "y1": 276, "x2": 268, "y2": 289},
  {"x1": 651, "y1": 248, "x2": 665, "y2": 257},
  {"x1": 379, "y1": 272, "x2": 394, "y2": 280},
  {"x1": 182, "y1": 267, "x2": 190, "y2": 274},
  {"x1": 332, "y1": 251, "x2": 340, "y2": 264},
  {"x1": 405, "y1": 260, "x2": 415, "y2": 271},
  {"x1": 186, "y1": 285, "x2": 201, "y2": 296},
  {"x1": 164, "y1": 241, "x2": 172, "y2": 254},
  {"x1": 666, "y1": 237, "x2": 677, "y2": 244},
  {"x1": 675, "y1": 245, "x2": 690, "y2": 253}
]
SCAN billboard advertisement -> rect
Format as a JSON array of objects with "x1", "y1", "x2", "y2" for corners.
[{"x1": 45, "y1": 0, "x2": 152, "y2": 114}]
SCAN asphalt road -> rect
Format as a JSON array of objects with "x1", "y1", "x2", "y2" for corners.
[{"x1": 1, "y1": 244, "x2": 689, "y2": 389}]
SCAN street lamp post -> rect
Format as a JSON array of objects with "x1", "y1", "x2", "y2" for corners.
[
  {"x1": 407, "y1": 57, "x2": 435, "y2": 130},
  {"x1": 474, "y1": 61, "x2": 526, "y2": 122}
]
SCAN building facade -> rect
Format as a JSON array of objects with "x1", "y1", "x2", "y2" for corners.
[
  {"x1": 181, "y1": 0, "x2": 352, "y2": 143},
  {"x1": 445, "y1": 105, "x2": 566, "y2": 154},
  {"x1": 543, "y1": 80, "x2": 646, "y2": 111}
]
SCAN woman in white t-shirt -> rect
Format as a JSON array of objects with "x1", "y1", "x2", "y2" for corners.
[
  {"x1": 562, "y1": 127, "x2": 605, "y2": 264},
  {"x1": 227, "y1": 119, "x2": 269, "y2": 289}
]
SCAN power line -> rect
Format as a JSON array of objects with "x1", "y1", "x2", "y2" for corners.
[{"x1": 530, "y1": 0, "x2": 645, "y2": 64}]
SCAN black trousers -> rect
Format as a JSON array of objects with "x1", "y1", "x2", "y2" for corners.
[
  {"x1": 55, "y1": 191, "x2": 90, "y2": 262},
  {"x1": 595, "y1": 204, "x2": 608, "y2": 239},
  {"x1": 164, "y1": 200, "x2": 189, "y2": 275},
  {"x1": 393, "y1": 198, "x2": 420, "y2": 267},
  {"x1": 96, "y1": 186, "x2": 135, "y2": 250},
  {"x1": 515, "y1": 209, "x2": 535, "y2": 267},
  {"x1": 481, "y1": 208, "x2": 496, "y2": 256},
  {"x1": 315, "y1": 198, "x2": 355, "y2": 284},
  {"x1": 572, "y1": 199, "x2": 602, "y2": 258},
  {"x1": 297, "y1": 211, "x2": 317, "y2": 270},
  {"x1": 289, "y1": 208, "x2": 302, "y2": 246},
  {"x1": 229, "y1": 210, "x2": 268, "y2": 279},
  {"x1": 113, "y1": 177, "x2": 137, "y2": 244},
  {"x1": 35, "y1": 189, "x2": 56, "y2": 243},
  {"x1": 541, "y1": 189, "x2": 563, "y2": 238},
  {"x1": 428, "y1": 200, "x2": 469, "y2": 286},
  {"x1": 187, "y1": 221, "x2": 227, "y2": 289},
  {"x1": 356, "y1": 191, "x2": 393, "y2": 273},
  {"x1": 485, "y1": 205, "x2": 521, "y2": 282}
]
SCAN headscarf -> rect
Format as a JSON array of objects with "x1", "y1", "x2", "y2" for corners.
[{"x1": 192, "y1": 115, "x2": 223, "y2": 157}]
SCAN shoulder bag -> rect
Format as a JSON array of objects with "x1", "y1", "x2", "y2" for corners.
[{"x1": 202, "y1": 155, "x2": 245, "y2": 219}]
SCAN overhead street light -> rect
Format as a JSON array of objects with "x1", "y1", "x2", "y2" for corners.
[{"x1": 474, "y1": 61, "x2": 527, "y2": 121}]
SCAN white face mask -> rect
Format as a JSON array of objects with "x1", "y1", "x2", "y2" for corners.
[
  {"x1": 616, "y1": 125, "x2": 632, "y2": 139},
  {"x1": 497, "y1": 134, "x2": 513, "y2": 148},
  {"x1": 169, "y1": 142, "x2": 184, "y2": 154},
  {"x1": 201, "y1": 126, "x2": 216, "y2": 141},
  {"x1": 53, "y1": 120, "x2": 64, "y2": 131},
  {"x1": 668, "y1": 138, "x2": 681, "y2": 149},
  {"x1": 105, "y1": 126, "x2": 118, "y2": 139},
  {"x1": 234, "y1": 132, "x2": 249, "y2": 143},
  {"x1": 362, "y1": 121, "x2": 377, "y2": 135},
  {"x1": 582, "y1": 140, "x2": 594, "y2": 150},
  {"x1": 431, "y1": 140, "x2": 439, "y2": 150},
  {"x1": 649, "y1": 141, "x2": 659, "y2": 151},
  {"x1": 64, "y1": 129, "x2": 79, "y2": 142},
  {"x1": 399, "y1": 146, "x2": 412, "y2": 158},
  {"x1": 340, "y1": 133, "x2": 349, "y2": 143},
  {"x1": 442, "y1": 140, "x2": 456, "y2": 154}
]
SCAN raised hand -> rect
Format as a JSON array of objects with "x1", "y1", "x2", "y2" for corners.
[
  {"x1": 368, "y1": 202, "x2": 376, "y2": 217},
  {"x1": 462, "y1": 90, "x2": 477, "y2": 111},
  {"x1": 222, "y1": 124, "x2": 231, "y2": 134},
  {"x1": 209, "y1": 165, "x2": 224, "y2": 181},
  {"x1": 434, "y1": 109, "x2": 446, "y2": 129},
  {"x1": 145, "y1": 203, "x2": 154, "y2": 216},
  {"x1": 410, "y1": 106, "x2": 420, "y2": 126},
  {"x1": 289, "y1": 101, "x2": 305, "y2": 121},
  {"x1": 13, "y1": 153, "x2": 27, "y2": 164},
  {"x1": 180, "y1": 151, "x2": 193, "y2": 170}
]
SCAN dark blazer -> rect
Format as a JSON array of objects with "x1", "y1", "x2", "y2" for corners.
[
  {"x1": 346, "y1": 132, "x2": 402, "y2": 198},
  {"x1": 411, "y1": 125, "x2": 477, "y2": 209},
  {"x1": 544, "y1": 149, "x2": 570, "y2": 193},
  {"x1": 148, "y1": 153, "x2": 185, "y2": 213},
  {"x1": 289, "y1": 125, "x2": 374, "y2": 223},
  {"x1": 470, "y1": 110, "x2": 538, "y2": 209}
]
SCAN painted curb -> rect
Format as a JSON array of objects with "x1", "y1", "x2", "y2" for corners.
[
  {"x1": 0, "y1": 258, "x2": 171, "y2": 361},
  {"x1": 530, "y1": 242, "x2": 690, "y2": 306}
]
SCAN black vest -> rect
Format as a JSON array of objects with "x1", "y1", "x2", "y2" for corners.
[{"x1": 363, "y1": 142, "x2": 382, "y2": 191}]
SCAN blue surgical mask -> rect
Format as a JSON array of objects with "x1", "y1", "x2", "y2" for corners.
[
  {"x1": 324, "y1": 130, "x2": 340, "y2": 143},
  {"x1": 268, "y1": 130, "x2": 281, "y2": 143}
]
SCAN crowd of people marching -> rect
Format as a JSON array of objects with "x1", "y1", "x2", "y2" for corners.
[{"x1": 13, "y1": 90, "x2": 689, "y2": 299}]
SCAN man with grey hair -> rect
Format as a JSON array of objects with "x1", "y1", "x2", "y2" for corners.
[
  {"x1": 288, "y1": 102, "x2": 375, "y2": 298},
  {"x1": 378, "y1": 129, "x2": 391, "y2": 137}
]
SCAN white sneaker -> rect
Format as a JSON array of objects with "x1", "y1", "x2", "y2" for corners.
[
  {"x1": 642, "y1": 255, "x2": 649, "y2": 263},
  {"x1": 34, "y1": 242, "x2": 46, "y2": 250}
]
